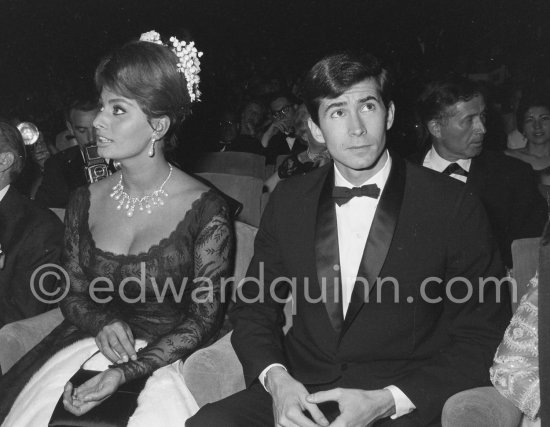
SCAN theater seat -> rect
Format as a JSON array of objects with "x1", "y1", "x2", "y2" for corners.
[
  {"x1": 197, "y1": 173, "x2": 264, "y2": 227},
  {"x1": 0, "y1": 307, "x2": 63, "y2": 373},
  {"x1": 441, "y1": 237, "x2": 541, "y2": 426},
  {"x1": 0, "y1": 221, "x2": 258, "y2": 376},
  {"x1": 191, "y1": 152, "x2": 266, "y2": 179}
]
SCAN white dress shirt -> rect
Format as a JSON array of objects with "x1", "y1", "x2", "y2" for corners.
[
  {"x1": 285, "y1": 136, "x2": 296, "y2": 151},
  {"x1": 260, "y1": 151, "x2": 415, "y2": 419},
  {"x1": 0, "y1": 184, "x2": 9, "y2": 203},
  {"x1": 422, "y1": 146, "x2": 471, "y2": 183}
]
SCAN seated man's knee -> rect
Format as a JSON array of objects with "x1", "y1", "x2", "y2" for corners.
[{"x1": 441, "y1": 386, "x2": 523, "y2": 427}]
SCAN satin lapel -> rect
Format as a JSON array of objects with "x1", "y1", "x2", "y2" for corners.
[
  {"x1": 315, "y1": 167, "x2": 344, "y2": 333},
  {"x1": 341, "y1": 154, "x2": 406, "y2": 335}
]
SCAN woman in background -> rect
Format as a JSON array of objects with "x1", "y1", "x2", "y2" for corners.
[{"x1": 505, "y1": 92, "x2": 550, "y2": 215}]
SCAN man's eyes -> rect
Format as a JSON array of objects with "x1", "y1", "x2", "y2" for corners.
[
  {"x1": 330, "y1": 109, "x2": 345, "y2": 118},
  {"x1": 360, "y1": 103, "x2": 376, "y2": 112}
]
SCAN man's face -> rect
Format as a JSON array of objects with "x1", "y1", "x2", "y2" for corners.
[
  {"x1": 432, "y1": 96, "x2": 486, "y2": 161},
  {"x1": 309, "y1": 78, "x2": 394, "y2": 185},
  {"x1": 218, "y1": 112, "x2": 239, "y2": 143},
  {"x1": 67, "y1": 108, "x2": 98, "y2": 147},
  {"x1": 522, "y1": 106, "x2": 550, "y2": 146},
  {"x1": 270, "y1": 97, "x2": 296, "y2": 128},
  {"x1": 241, "y1": 102, "x2": 263, "y2": 129}
]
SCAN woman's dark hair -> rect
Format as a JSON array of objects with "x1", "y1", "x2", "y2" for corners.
[
  {"x1": 516, "y1": 90, "x2": 550, "y2": 133},
  {"x1": 95, "y1": 40, "x2": 192, "y2": 152},
  {"x1": 302, "y1": 51, "x2": 393, "y2": 125}
]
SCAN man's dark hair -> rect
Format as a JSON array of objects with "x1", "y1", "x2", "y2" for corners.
[
  {"x1": 267, "y1": 91, "x2": 299, "y2": 110},
  {"x1": 0, "y1": 121, "x2": 26, "y2": 181},
  {"x1": 302, "y1": 51, "x2": 393, "y2": 125},
  {"x1": 416, "y1": 75, "x2": 482, "y2": 127},
  {"x1": 64, "y1": 82, "x2": 99, "y2": 122},
  {"x1": 516, "y1": 90, "x2": 550, "y2": 133}
]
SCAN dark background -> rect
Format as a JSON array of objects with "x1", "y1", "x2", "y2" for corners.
[{"x1": 0, "y1": 0, "x2": 548, "y2": 150}]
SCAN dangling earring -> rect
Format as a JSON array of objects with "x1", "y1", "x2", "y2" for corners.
[{"x1": 148, "y1": 136, "x2": 156, "y2": 157}]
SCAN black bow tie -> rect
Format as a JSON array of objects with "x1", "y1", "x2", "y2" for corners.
[
  {"x1": 442, "y1": 162, "x2": 468, "y2": 177},
  {"x1": 332, "y1": 184, "x2": 381, "y2": 206}
]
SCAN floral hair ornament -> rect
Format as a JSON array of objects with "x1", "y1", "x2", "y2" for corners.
[{"x1": 139, "y1": 30, "x2": 203, "y2": 102}]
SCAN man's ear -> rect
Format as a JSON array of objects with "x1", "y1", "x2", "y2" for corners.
[
  {"x1": 151, "y1": 116, "x2": 170, "y2": 140},
  {"x1": 308, "y1": 118, "x2": 326, "y2": 145},
  {"x1": 386, "y1": 102, "x2": 395, "y2": 130},
  {"x1": 427, "y1": 119, "x2": 441, "y2": 139},
  {"x1": 0, "y1": 152, "x2": 15, "y2": 173}
]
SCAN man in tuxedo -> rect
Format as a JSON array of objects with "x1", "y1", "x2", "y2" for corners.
[
  {"x1": 410, "y1": 76, "x2": 547, "y2": 268},
  {"x1": 0, "y1": 122, "x2": 63, "y2": 330},
  {"x1": 187, "y1": 53, "x2": 511, "y2": 426},
  {"x1": 34, "y1": 88, "x2": 101, "y2": 208},
  {"x1": 261, "y1": 92, "x2": 308, "y2": 164}
]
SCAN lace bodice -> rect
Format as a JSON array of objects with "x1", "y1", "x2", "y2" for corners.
[
  {"x1": 59, "y1": 186, "x2": 233, "y2": 382},
  {"x1": 490, "y1": 273, "x2": 540, "y2": 420}
]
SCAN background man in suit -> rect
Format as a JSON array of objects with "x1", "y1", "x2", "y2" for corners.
[
  {"x1": 411, "y1": 76, "x2": 547, "y2": 268},
  {"x1": 34, "y1": 86, "x2": 101, "y2": 208},
  {"x1": 261, "y1": 91, "x2": 307, "y2": 164},
  {"x1": 187, "y1": 52, "x2": 511, "y2": 426},
  {"x1": 0, "y1": 122, "x2": 63, "y2": 330}
]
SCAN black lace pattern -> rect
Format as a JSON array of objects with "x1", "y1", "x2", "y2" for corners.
[{"x1": 60, "y1": 186, "x2": 233, "y2": 382}]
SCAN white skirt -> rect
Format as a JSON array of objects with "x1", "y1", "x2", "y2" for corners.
[{"x1": 2, "y1": 338, "x2": 199, "y2": 427}]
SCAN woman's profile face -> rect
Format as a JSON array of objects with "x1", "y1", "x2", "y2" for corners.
[
  {"x1": 94, "y1": 88, "x2": 153, "y2": 160},
  {"x1": 523, "y1": 105, "x2": 550, "y2": 146}
]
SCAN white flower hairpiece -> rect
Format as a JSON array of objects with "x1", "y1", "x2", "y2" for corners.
[{"x1": 139, "y1": 30, "x2": 203, "y2": 102}]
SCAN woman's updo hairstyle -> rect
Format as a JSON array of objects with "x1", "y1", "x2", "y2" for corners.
[{"x1": 95, "y1": 40, "x2": 192, "y2": 152}]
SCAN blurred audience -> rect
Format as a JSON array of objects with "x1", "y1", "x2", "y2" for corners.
[
  {"x1": 264, "y1": 104, "x2": 330, "y2": 192},
  {"x1": 34, "y1": 85, "x2": 104, "y2": 208},
  {"x1": 240, "y1": 100, "x2": 267, "y2": 142},
  {"x1": 261, "y1": 91, "x2": 307, "y2": 164},
  {"x1": 206, "y1": 109, "x2": 264, "y2": 155},
  {"x1": 0, "y1": 121, "x2": 63, "y2": 333}
]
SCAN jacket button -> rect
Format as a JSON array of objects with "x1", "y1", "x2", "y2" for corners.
[{"x1": 341, "y1": 363, "x2": 348, "y2": 371}]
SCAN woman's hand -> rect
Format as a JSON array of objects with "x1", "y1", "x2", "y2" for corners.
[
  {"x1": 95, "y1": 320, "x2": 137, "y2": 363},
  {"x1": 62, "y1": 368, "x2": 125, "y2": 416}
]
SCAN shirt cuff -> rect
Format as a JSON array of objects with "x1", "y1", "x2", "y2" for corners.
[
  {"x1": 384, "y1": 385, "x2": 416, "y2": 419},
  {"x1": 259, "y1": 363, "x2": 287, "y2": 392}
]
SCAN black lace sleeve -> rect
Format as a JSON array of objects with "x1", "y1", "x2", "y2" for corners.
[
  {"x1": 115, "y1": 199, "x2": 234, "y2": 382},
  {"x1": 60, "y1": 187, "x2": 119, "y2": 336}
]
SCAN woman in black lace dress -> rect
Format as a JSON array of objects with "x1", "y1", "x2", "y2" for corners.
[{"x1": 0, "y1": 31, "x2": 233, "y2": 424}]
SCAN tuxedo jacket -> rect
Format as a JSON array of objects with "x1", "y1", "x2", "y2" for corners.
[
  {"x1": 230, "y1": 154, "x2": 511, "y2": 426},
  {"x1": 265, "y1": 133, "x2": 307, "y2": 164},
  {"x1": 0, "y1": 187, "x2": 64, "y2": 328},
  {"x1": 409, "y1": 148, "x2": 547, "y2": 267},
  {"x1": 34, "y1": 145, "x2": 88, "y2": 209}
]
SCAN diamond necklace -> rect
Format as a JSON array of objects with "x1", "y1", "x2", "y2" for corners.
[{"x1": 110, "y1": 164, "x2": 173, "y2": 217}]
